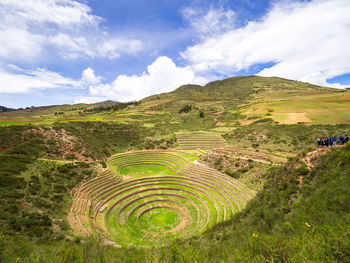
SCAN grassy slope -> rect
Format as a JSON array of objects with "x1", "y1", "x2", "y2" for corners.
[
  {"x1": 1, "y1": 76, "x2": 350, "y2": 129},
  {"x1": 0, "y1": 122, "x2": 147, "y2": 245},
  {"x1": 241, "y1": 85, "x2": 350, "y2": 124},
  {"x1": 2, "y1": 142, "x2": 350, "y2": 262}
]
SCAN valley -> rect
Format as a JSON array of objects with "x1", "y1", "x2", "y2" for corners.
[{"x1": 1, "y1": 76, "x2": 350, "y2": 262}]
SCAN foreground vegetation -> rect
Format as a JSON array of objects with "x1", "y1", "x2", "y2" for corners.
[{"x1": 2, "y1": 143, "x2": 350, "y2": 262}]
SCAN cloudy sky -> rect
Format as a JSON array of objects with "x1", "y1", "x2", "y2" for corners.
[{"x1": 0, "y1": 0, "x2": 350, "y2": 108}]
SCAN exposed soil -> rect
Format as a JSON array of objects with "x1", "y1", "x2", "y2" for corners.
[
  {"x1": 122, "y1": 175, "x2": 132, "y2": 180},
  {"x1": 0, "y1": 118, "x2": 42, "y2": 122},
  {"x1": 216, "y1": 147, "x2": 287, "y2": 163},
  {"x1": 169, "y1": 209, "x2": 189, "y2": 234},
  {"x1": 103, "y1": 117, "x2": 131, "y2": 120},
  {"x1": 215, "y1": 122, "x2": 226, "y2": 126},
  {"x1": 276, "y1": 112, "x2": 311, "y2": 124},
  {"x1": 31, "y1": 127, "x2": 95, "y2": 162},
  {"x1": 302, "y1": 146, "x2": 333, "y2": 168}
]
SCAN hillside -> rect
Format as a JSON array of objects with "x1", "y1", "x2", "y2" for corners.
[
  {"x1": 2, "y1": 140, "x2": 350, "y2": 262},
  {"x1": 1, "y1": 76, "x2": 350, "y2": 127},
  {"x1": 1, "y1": 75, "x2": 350, "y2": 262},
  {"x1": 0, "y1": 106, "x2": 15, "y2": 113},
  {"x1": 142, "y1": 76, "x2": 323, "y2": 110}
]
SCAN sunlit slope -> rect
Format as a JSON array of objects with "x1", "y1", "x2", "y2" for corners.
[
  {"x1": 0, "y1": 101, "x2": 122, "y2": 125},
  {"x1": 2, "y1": 75, "x2": 350, "y2": 126},
  {"x1": 141, "y1": 76, "x2": 323, "y2": 112},
  {"x1": 240, "y1": 87, "x2": 350, "y2": 124}
]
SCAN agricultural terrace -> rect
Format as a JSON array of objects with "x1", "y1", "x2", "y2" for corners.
[
  {"x1": 68, "y1": 150, "x2": 253, "y2": 247},
  {"x1": 177, "y1": 132, "x2": 228, "y2": 149}
]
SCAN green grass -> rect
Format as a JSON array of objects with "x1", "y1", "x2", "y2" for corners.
[
  {"x1": 119, "y1": 164, "x2": 178, "y2": 177},
  {"x1": 241, "y1": 88, "x2": 350, "y2": 124},
  {"x1": 2, "y1": 144, "x2": 350, "y2": 262},
  {"x1": 68, "y1": 151, "x2": 251, "y2": 247},
  {"x1": 170, "y1": 151, "x2": 199, "y2": 162},
  {"x1": 142, "y1": 208, "x2": 180, "y2": 230}
]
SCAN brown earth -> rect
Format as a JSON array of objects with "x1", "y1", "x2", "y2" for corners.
[
  {"x1": 31, "y1": 127, "x2": 94, "y2": 162},
  {"x1": 0, "y1": 118, "x2": 42, "y2": 122}
]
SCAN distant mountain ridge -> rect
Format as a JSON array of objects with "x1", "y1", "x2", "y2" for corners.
[
  {"x1": 1, "y1": 76, "x2": 349, "y2": 125},
  {"x1": 0, "y1": 106, "x2": 15, "y2": 113},
  {"x1": 140, "y1": 75, "x2": 326, "y2": 111}
]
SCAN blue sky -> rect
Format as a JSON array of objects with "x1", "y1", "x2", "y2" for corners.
[{"x1": 0, "y1": 0, "x2": 349, "y2": 108}]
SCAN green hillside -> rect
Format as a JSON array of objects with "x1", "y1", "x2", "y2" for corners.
[
  {"x1": 142, "y1": 76, "x2": 322, "y2": 110},
  {"x1": 1, "y1": 76, "x2": 350, "y2": 262},
  {"x1": 2, "y1": 141, "x2": 350, "y2": 262}
]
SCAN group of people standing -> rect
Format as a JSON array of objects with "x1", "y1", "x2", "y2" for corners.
[{"x1": 317, "y1": 135, "x2": 349, "y2": 147}]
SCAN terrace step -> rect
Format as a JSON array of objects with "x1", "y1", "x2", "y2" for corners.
[{"x1": 68, "y1": 150, "x2": 253, "y2": 246}]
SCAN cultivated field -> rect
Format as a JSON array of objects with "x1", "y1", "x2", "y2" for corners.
[
  {"x1": 68, "y1": 150, "x2": 253, "y2": 247},
  {"x1": 241, "y1": 88, "x2": 350, "y2": 124},
  {"x1": 176, "y1": 132, "x2": 228, "y2": 149}
]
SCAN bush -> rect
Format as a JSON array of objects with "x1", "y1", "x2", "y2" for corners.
[
  {"x1": 238, "y1": 167, "x2": 249, "y2": 173},
  {"x1": 224, "y1": 170, "x2": 239, "y2": 178},
  {"x1": 100, "y1": 161, "x2": 107, "y2": 168},
  {"x1": 297, "y1": 163, "x2": 309, "y2": 175},
  {"x1": 178, "y1": 105, "x2": 192, "y2": 114}
]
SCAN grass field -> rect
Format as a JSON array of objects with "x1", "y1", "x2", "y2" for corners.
[
  {"x1": 241, "y1": 88, "x2": 350, "y2": 124},
  {"x1": 68, "y1": 150, "x2": 253, "y2": 247}
]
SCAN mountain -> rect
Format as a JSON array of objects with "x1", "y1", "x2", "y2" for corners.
[
  {"x1": 1, "y1": 76, "x2": 349, "y2": 125},
  {"x1": 0, "y1": 105, "x2": 15, "y2": 112},
  {"x1": 140, "y1": 75, "x2": 349, "y2": 124}
]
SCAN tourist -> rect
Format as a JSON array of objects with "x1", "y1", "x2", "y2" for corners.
[
  {"x1": 316, "y1": 135, "x2": 349, "y2": 147},
  {"x1": 317, "y1": 138, "x2": 321, "y2": 147}
]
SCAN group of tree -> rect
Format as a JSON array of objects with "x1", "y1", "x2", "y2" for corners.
[{"x1": 83, "y1": 101, "x2": 140, "y2": 114}]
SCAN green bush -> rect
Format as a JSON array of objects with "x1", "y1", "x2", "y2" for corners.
[{"x1": 297, "y1": 163, "x2": 309, "y2": 175}]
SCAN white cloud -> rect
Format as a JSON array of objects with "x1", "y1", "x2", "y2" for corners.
[
  {"x1": 96, "y1": 39, "x2": 143, "y2": 59},
  {"x1": 49, "y1": 33, "x2": 143, "y2": 60},
  {"x1": 0, "y1": 66, "x2": 80, "y2": 94},
  {"x1": 74, "y1": 96, "x2": 106, "y2": 104},
  {"x1": 87, "y1": 56, "x2": 205, "y2": 102},
  {"x1": 0, "y1": 0, "x2": 143, "y2": 61},
  {"x1": 0, "y1": 0, "x2": 100, "y2": 27},
  {"x1": 81, "y1": 67, "x2": 101, "y2": 85},
  {"x1": 49, "y1": 34, "x2": 93, "y2": 59},
  {"x1": 182, "y1": 0, "x2": 350, "y2": 88},
  {"x1": 0, "y1": 27, "x2": 44, "y2": 61},
  {"x1": 182, "y1": 6, "x2": 236, "y2": 37}
]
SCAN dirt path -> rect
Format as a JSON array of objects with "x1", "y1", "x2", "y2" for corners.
[
  {"x1": 38, "y1": 158, "x2": 95, "y2": 163},
  {"x1": 216, "y1": 147, "x2": 287, "y2": 163},
  {"x1": 302, "y1": 146, "x2": 337, "y2": 168},
  {"x1": 38, "y1": 158, "x2": 76, "y2": 163}
]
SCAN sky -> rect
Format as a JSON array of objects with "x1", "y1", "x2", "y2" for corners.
[{"x1": 0, "y1": 0, "x2": 350, "y2": 108}]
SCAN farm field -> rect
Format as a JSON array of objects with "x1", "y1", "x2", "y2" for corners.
[
  {"x1": 176, "y1": 132, "x2": 228, "y2": 149},
  {"x1": 68, "y1": 150, "x2": 253, "y2": 247},
  {"x1": 240, "y1": 88, "x2": 350, "y2": 124}
]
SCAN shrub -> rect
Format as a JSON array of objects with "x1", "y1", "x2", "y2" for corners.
[
  {"x1": 297, "y1": 163, "x2": 309, "y2": 175},
  {"x1": 224, "y1": 170, "x2": 239, "y2": 178},
  {"x1": 178, "y1": 105, "x2": 192, "y2": 114},
  {"x1": 238, "y1": 167, "x2": 249, "y2": 173},
  {"x1": 100, "y1": 161, "x2": 107, "y2": 168}
]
